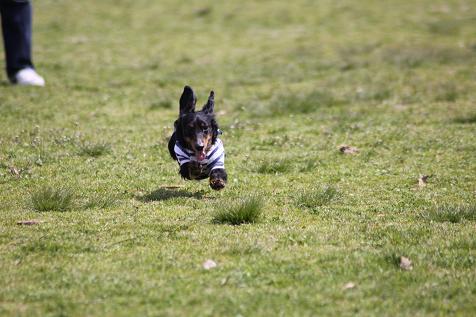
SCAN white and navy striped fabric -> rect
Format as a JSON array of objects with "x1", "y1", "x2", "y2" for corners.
[{"x1": 174, "y1": 138, "x2": 225, "y2": 173}]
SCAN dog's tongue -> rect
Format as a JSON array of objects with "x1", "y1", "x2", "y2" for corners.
[{"x1": 197, "y1": 151, "x2": 206, "y2": 161}]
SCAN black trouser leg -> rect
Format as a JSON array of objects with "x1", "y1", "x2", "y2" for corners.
[{"x1": 0, "y1": 0, "x2": 34, "y2": 81}]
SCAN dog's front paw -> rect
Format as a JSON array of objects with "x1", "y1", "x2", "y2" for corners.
[
  {"x1": 210, "y1": 178, "x2": 226, "y2": 190},
  {"x1": 209, "y1": 169, "x2": 227, "y2": 191}
]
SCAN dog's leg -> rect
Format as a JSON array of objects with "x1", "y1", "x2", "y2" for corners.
[
  {"x1": 179, "y1": 163, "x2": 193, "y2": 180},
  {"x1": 209, "y1": 168, "x2": 227, "y2": 190},
  {"x1": 168, "y1": 132, "x2": 177, "y2": 160}
]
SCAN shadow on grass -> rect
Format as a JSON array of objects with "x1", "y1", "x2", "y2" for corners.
[{"x1": 137, "y1": 188, "x2": 204, "y2": 202}]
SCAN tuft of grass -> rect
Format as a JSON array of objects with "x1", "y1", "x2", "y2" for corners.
[
  {"x1": 83, "y1": 194, "x2": 118, "y2": 209},
  {"x1": 31, "y1": 186, "x2": 75, "y2": 212},
  {"x1": 432, "y1": 82, "x2": 460, "y2": 102},
  {"x1": 149, "y1": 100, "x2": 172, "y2": 110},
  {"x1": 268, "y1": 91, "x2": 339, "y2": 116},
  {"x1": 354, "y1": 86, "x2": 391, "y2": 102},
  {"x1": 453, "y1": 114, "x2": 476, "y2": 124},
  {"x1": 213, "y1": 196, "x2": 263, "y2": 225},
  {"x1": 422, "y1": 204, "x2": 476, "y2": 223},
  {"x1": 299, "y1": 158, "x2": 319, "y2": 172},
  {"x1": 256, "y1": 159, "x2": 292, "y2": 174},
  {"x1": 383, "y1": 252, "x2": 408, "y2": 270},
  {"x1": 427, "y1": 19, "x2": 465, "y2": 36},
  {"x1": 295, "y1": 186, "x2": 337, "y2": 212},
  {"x1": 194, "y1": 6, "x2": 212, "y2": 17},
  {"x1": 78, "y1": 142, "x2": 111, "y2": 157},
  {"x1": 381, "y1": 45, "x2": 471, "y2": 68}
]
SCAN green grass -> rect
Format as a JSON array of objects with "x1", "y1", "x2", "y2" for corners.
[
  {"x1": 453, "y1": 113, "x2": 476, "y2": 124},
  {"x1": 31, "y1": 186, "x2": 74, "y2": 212},
  {"x1": 260, "y1": 90, "x2": 340, "y2": 116},
  {"x1": 256, "y1": 158, "x2": 293, "y2": 174},
  {"x1": 78, "y1": 141, "x2": 112, "y2": 157},
  {"x1": 295, "y1": 185, "x2": 337, "y2": 212},
  {"x1": 422, "y1": 204, "x2": 476, "y2": 223},
  {"x1": 1, "y1": 0, "x2": 476, "y2": 316},
  {"x1": 83, "y1": 193, "x2": 118, "y2": 209},
  {"x1": 213, "y1": 196, "x2": 263, "y2": 225}
]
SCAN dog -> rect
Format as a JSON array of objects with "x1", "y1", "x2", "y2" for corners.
[{"x1": 168, "y1": 86, "x2": 228, "y2": 190}]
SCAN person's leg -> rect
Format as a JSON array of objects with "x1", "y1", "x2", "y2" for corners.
[{"x1": 0, "y1": 0, "x2": 38, "y2": 82}]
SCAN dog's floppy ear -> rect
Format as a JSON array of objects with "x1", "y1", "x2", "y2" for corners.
[
  {"x1": 202, "y1": 90, "x2": 214, "y2": 114},
  {"x1": 179, "y1": 85, "x2": 196, "y2": 114}
]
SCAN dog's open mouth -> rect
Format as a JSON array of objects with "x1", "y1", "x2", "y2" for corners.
[{"x1": 196, "y1": 151, "x2": 206, "y2": 161}]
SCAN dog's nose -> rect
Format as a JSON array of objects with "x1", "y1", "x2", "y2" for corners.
[{"x1": 195, "y1": 144, "x2": 204, "y2": 152}]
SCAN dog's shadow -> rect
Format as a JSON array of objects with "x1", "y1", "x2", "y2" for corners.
[{"x1": 137, "y1": 187, "x2": 204, "y2": 202}]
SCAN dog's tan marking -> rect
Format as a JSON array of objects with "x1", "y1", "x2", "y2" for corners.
[
  {"x1": 203, "y1": 133, "x2": 213, "y2": 152},
  {"x1": 184, "y1": 136, "x2": 196, "y2": 152}
]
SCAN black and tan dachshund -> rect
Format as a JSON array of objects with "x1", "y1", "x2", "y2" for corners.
[{"x1": 168, "y1": 86, "x2": 227, "y2": 190}]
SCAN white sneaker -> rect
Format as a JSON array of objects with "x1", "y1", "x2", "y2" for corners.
[{"x1": 14, "y1": 68, "x2": 45, "y2": 86}]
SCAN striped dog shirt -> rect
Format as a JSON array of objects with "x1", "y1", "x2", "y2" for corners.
[{"x1": 174, "y1": 138, "x2": 225, "y2": 179}]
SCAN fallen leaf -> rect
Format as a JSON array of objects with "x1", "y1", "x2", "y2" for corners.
[
  {"x1": 399, "y1": 256, "x2": 413, "y2": 270},
  {"x1": 418, "y1": 175, "x2": 429, "y2": 187},
  {"x1": 203, "y1": 259, "x2": 217, "y2": 270},
  {"x1": 343, "y1": 282, "x2": 356, "y2": 290},
  {"x1": 339, "y1": 145, "x2": 359, "y2": 154},
  {"x1": 17, "y1": 220, "x2": 43, "y2": 226}
]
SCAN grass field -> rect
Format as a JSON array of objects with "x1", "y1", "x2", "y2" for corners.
[{"x1": 1, "y1": 0, "x2": 476, "y2": 316}]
